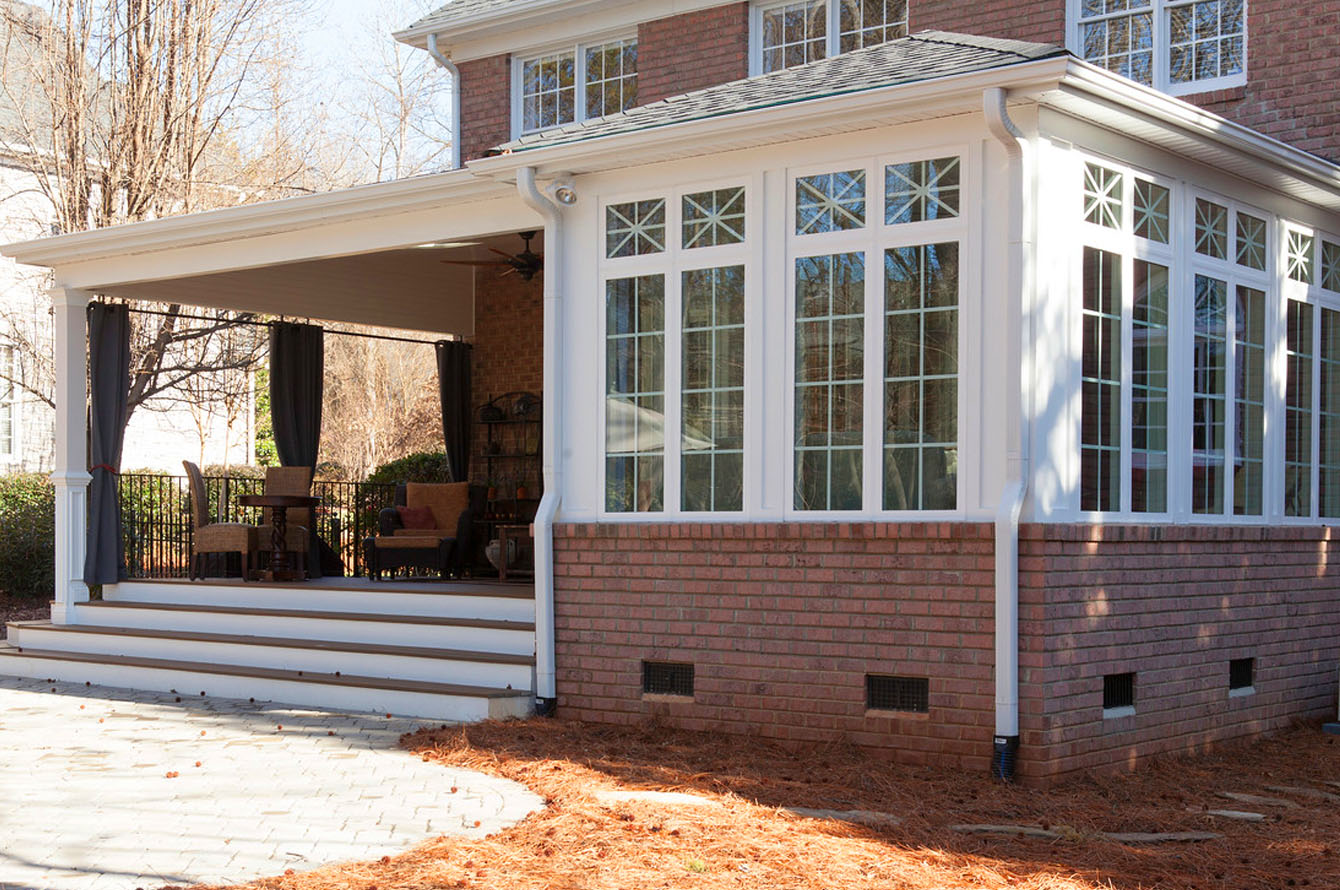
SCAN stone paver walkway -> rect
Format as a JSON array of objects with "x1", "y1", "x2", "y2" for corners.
[{"x1": 0, "y1": 676, "x2": 543, "y2": 890}]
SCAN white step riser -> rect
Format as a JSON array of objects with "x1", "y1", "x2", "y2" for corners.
[
  {"x1": 74, "y1": 607, "x2": 535, "y2": 656},
  {"x1": 105, "y1": 582, "x2": 535, "y2": 622},
  {"x1": 0, "y1": 652, "x2": 533, "y2": 722},
  {"x1": 7, "y1": 627, "x2": 534, "y2": 690}
]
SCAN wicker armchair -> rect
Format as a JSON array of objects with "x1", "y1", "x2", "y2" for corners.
[{"x1": 183, "y1": 460, "x2": 257, "y2": 581}]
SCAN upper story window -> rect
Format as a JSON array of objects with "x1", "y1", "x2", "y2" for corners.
[
  {"x1": 1071, "y1": 0, "x2": 1246, "y2": 95},
  {"x1": 0, "y1": 344, "x2": 15, "y2": 458},
  {"x1": 515, "y1": 37, "x2": 637, "y2": 135},
  {"x1": 754, "y1": 0, "x2": 909, "y2": 74}
]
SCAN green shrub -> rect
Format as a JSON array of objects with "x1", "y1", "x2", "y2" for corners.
[
  {"x1": 0, "y1": 473, "x2": 55, "y2": 599},
  {"x1": 366, "y1": 452, "x2": 454, "y2": 485}
]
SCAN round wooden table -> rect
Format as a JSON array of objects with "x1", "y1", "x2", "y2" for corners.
[{"x1": 238, "y1": 494, "x2": 321, "y2": 582}]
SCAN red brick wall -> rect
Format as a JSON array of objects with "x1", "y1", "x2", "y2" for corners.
[
  {"x1": 553, "y1": 521, "x2": 1005, "y2": 773},
  {"x1": 469, "y1": 272, "x2": 543, "y2": 488},
  {"x1": 917, "y1": 1, "x2": 1065, "y2": 44},
  {"x1": 637, "y1": 3, "x2": 750, "y2": 104},
  {"x1": 1019, "y1": 524, "x2": 1340, "y2": 782},
  {"x1": 458, "y1": 54, "x2": 512, "y2": 164}
]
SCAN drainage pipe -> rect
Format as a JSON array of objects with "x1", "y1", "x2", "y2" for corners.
[
  {"x1": 515, "y1": 166, "x2": 562, "y2": 714},
  {"x1": 426, "y1": 33, "x2": 462, "y2": 170},
  {"x1": 983, "y1": 86, "x2": 1033, "y2": 779}
]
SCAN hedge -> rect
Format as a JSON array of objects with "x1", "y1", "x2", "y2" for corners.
[
  {"x1": 365, "y1": 452, "x2": 454, "y2": 486},
  {"x1": 0, "y1": 473, "x2": 55, "y2": 599}
]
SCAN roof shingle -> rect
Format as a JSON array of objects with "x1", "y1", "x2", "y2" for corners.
[
  {"x1": 498, "y1": 31, "x2": 1065, "y2": 154},
  {"x1": 403, "y1": 0, "x2": 531, "y2": 34}
]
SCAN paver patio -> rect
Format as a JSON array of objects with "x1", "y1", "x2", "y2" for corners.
[{"x1": 0, "y1": 676, "x2": 543, "y2": 890}]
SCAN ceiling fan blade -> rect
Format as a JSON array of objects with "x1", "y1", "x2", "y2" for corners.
[
  {"x1": 440, "y1": 259, "x2": 512, "y2": 267},
  {"x1": 487, "y1": 247, "x2": 515, "y2": 260}
]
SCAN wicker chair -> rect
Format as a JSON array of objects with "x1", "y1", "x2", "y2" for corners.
[
  {"x1": 255, "y1": 466, "x2": 313, "y2": 576},
  {"x1": 183, "y1": 460, "x2": 257, "y2": 581}
]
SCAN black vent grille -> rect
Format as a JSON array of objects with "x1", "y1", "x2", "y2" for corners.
[
  {"x1": 1230, "y1": 658, "x2": 1255, "y2": 690},
  {"x1": 1103, "y1": 672, "x2": 1136, "y2": 711},
  {"x1": 642, "y1": 661, "x2": 694, "y2": 697},
  {"x1": 866, "y1": 675, "x2": 929, "y2": 713}
]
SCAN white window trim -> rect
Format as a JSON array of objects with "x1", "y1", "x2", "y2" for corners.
[
  {"x1": 0, "y1": 342, "x2": 18, "y2": 464},
  {"x1": 596, "y1": 176, "x2": 761, "y2": 521},
  {"x1": 781, "y1": 145, "x2": 976, "y2": 520},
  {"x1": 510, "y1": 32, "x2": 638, "y2": 139},
  {"x1": 748, "y1": 0, "x2": 908, "y2": 76},
  {"x1": 1065, "y1": 0, "x2": 1249, "y2": 98}
]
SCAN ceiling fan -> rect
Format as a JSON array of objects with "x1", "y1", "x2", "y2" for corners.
[{"x1": 440, "y1": 230, "x2": 544, "y2": 281}]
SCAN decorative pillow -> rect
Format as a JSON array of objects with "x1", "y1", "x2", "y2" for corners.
[{"x1": 396, "y1": 505, "x2": 437, "y2": 530}]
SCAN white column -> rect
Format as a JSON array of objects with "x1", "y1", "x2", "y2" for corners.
[{"x1": 50, "y1": 286, "x2": 91, "y2": 625}]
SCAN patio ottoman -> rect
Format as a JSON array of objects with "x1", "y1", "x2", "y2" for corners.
[{"x1": 363, "y1": 535, "x2": 457, "y2": 580}]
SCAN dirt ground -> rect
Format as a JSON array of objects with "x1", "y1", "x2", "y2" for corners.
[
  {"x1": 207, "y1": 716, "x2": 1340, "y2": 890},
  {"x1": 0, "y1": 593, "x2": 48, "y2": 639}
]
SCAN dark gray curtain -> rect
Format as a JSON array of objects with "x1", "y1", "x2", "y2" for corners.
[
  {"x1": 269, "y1": 322, "x2": 324, "y2": 468},
  {"x1": 437, "y1": 339, "x2": 472, "y2": 483},
  {"x1": 84, "y1": 303, "x2": 131, "y2": 585}
]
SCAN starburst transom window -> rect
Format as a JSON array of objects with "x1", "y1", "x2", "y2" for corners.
[
  {"x1": 1132, "y1": 178, "x2": 1170, "y2": 243},
  {"x1": 1323, "y1": 241, "x2": 1340, "y2": 294},
  {"x1": 607, "y1": 199, "x2": 667, "y2": 258},
  {"x1": 885, "y1": 157, "x2": 960, "y2": 225},
  {"x1": 1287, "y1": 230, "x2": 1315, "y2": 285},
  {"x1": 1235, "y1": 212, "x2": 1267, "y2": 271},
  {"x1": 1194, "y1": 198, "x2": 1228, "y2": 259},
  {"x1": 796, "y1": 170, "x2": 866, "y2": 235},
  {"x1": 683, "y1": 188, "x2": 747, "y2": 249},
  {"x1": 1083, "y1": 163, "x2": 1123, "y2": 230}
]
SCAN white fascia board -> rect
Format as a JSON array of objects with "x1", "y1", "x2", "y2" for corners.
[
  {"x1": 394, "y1": 0, "x2": 725, "y2": 62},
  {"x1": 1049, "y1": 60, "x2": 1340, "y2": 213},
  {"x1": 3, "y1": 169, "x2": 511, "y2": 269},
  {"x1": 468, "y1": 57, "x2": 1071, "y2": 180}
]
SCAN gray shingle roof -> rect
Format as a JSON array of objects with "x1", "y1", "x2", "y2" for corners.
[
  {"x1": 498, "y1": 31, "x2": 1066, "y2": 154},
  {"x1": 403, "y1": 0, "x2": 527, "y2": 34}
]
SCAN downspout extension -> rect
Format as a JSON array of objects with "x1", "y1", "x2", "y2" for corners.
[
  {"x1": 426, "y1": 34, "x2": 462, "y2": 170},
  {"x1": 516, "y1": 166, "x2": 562, "y2": 716},
  {"x1": 983, "y1": 86, "x2": 1031, "y2": 781}
]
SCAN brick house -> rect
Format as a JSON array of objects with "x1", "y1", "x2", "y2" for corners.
[{"x1": 2, "y1": 0, "x2": 1338, "y2": 783}]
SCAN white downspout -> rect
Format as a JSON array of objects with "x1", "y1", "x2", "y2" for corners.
[
  {"x1": 983, "y1": 87, "x2": 1032, "y2": 779},
  {"x1": 426, "y1": 33, "x2": 462, "y2": 170},
  {"x1": 516, "y1": 166, "x2": 562, "y2": 712}
]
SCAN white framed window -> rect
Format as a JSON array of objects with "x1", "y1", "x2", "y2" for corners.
[
  {"x1": 1069, "y1": 0, "x2": 1247, "y2": 96},
  {"x1": 786, "y1": 148, "x2": 969, "y2": 516},
  {"x1": 600, "y1": 181, "x2": 755, "y2": 517},
  {"x1": 0, "y1": 343, "x2": 14, "y2": 459},
  {"x1": 513, "y1": 36, "x2": 637, "y2": 136},
  {"x1": 752, "y1": 0, "x2": 909, "y2": 74}
]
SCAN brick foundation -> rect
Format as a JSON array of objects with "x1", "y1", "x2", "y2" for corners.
[{"x1": 552, "y1": 520, "x2": 1340, "y2": 783}]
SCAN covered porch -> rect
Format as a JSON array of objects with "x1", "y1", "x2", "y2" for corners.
[{"x1": 0, "y1": 168, "x2": 566, "y2": 720}]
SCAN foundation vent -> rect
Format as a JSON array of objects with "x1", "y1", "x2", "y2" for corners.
[
  {"x1": 1103, "y1": 672, "x2": 1136, "y2": 715},
  {"x1": 642, "y1": 661, "x2": 694, "y2": 697},
  {"x1": 866, "y1": 675, "x2": 929, "y2": 713},
  {"x1": 1229, "y1": 658, "x2": 1255, "y2": 692}
]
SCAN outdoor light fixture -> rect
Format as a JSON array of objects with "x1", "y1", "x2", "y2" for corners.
[{"x1": 546, "y1": 175, "x2": 578, "y2": 206}]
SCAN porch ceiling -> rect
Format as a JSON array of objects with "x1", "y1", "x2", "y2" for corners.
[{"x1": 93, "y1": 235, "x2": 540, "y2": 336}]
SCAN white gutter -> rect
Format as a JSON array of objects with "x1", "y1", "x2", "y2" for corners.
[
  {"x1": 515, "y1": 166, "x2": 562, "y2": 712},
  {"x1": 983, "y1": 86, "x2": 1031, "y2": 778},
  {"x1": 426, "y1": 34, "x2": 462, "y2": 171}
]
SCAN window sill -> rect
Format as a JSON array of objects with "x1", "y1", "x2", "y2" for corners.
[
  {"x1": 1102, "y1": 705, "x2": 1136, "y2": 720},
  {"x1": 1228, "y1": 686, "x2": 1256, "y2": 699}
]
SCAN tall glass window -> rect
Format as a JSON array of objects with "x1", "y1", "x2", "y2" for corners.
[
  {"x1": 606, "y1": 275, "x2": 665, "y2": 512},
  {"x1": 1192, "y1": 275, "x2": 1227, "y2": 514},
  {"x1": 1285, "y1": 300, "x2": 1314, "y2": 517},
  {"x1": 883, "y1": 243, "x2": 958, "y2": 510},
  {"x1": 520, "y1": 51, "x2": 576, "y2": 133},
  {"x1": 1233, "y1": 286, "x2": 1265, "y2": 516},
  {"x1": 584, "y1": 38, "x2": 638, "y2": 118},
  {"x1": 682, "y1": 266, "x2": 746, "y2": 512},
  {"x1": 0, "y1": 345, "x2": 13, "y2": 457},
  {"x1": 795, "y1": 253, "x2": 864, "y2": 510},
  {"x1": 1320, "y1": 309, "x2": 1340, "y2": 518},
  {"x1": 1131, "y1": 261, "x2": 1169, "y2": 512},
  {"x1": 1082, "y1": 247, "x2": 1122, "y2": 512}
]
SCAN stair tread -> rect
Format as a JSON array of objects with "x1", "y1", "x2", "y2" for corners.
[
  {"x1": 80, "y1": 600, "x2": 535, "y2": 631},
  {"x1": 0, "y1": 644, "x2": 532, "y2": 699},
  {"x1": 7, "y1": 621, "x2": 535, "y2": 665}
]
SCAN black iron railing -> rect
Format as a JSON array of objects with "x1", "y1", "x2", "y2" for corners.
[{"x1": 118, "y1": 473, "x2": 396, "y2": 579}]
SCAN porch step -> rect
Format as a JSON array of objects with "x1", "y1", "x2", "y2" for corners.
[
  {"x1": 6, "y1": 622, "x2": 535, "y2": 690},
  {"x1": 74, "y1": 600, "x2": 536, "y2": 655},
  {"x1": 105, "y1": 579, "x2": 535, "y2": 622},
  {"x1": 0, "y1": 643, "x2": 533, "y2": 722}
]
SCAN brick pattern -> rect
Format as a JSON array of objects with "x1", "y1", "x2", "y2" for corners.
[
  {"x1": 552, "y1": 522, "x2": 1003, "y2": 773},
  {"x1": 1019, "y1": 524, "x2": 1340, "y2": 781},
  {"x1": 917, "y1": 0, "x2": 1065, "y2": 44},
  {"x1": 468, "y1": 272, "x2": 543, "y2": 487},
  {"x1": 637, "y1": 3, "x2": 750, "y2": 104},
  {"x1": 458, "y1": 54, "x2": 511, "y2": 163}
]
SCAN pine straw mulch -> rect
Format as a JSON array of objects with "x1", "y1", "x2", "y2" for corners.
[
  {"x1": 199, "y1": 718, "x2": 1339, "y2": 890},
  {"x1": 0, "y1": 592, "x2": 48, "y2": 640}
]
